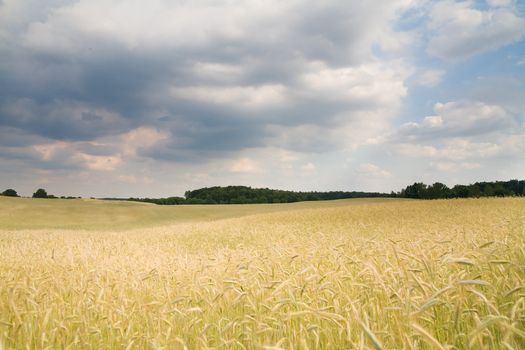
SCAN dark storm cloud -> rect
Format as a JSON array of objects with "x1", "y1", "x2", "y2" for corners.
[
  {"x1": 143, "y1": 113, "x2": 265, "y2": 162},
  {"x1": 0, "y1": 142, "x2": 78, "y2": 171},
  {"x1": 0, "y1": 126, "x2": 47, "y2": 147},
  {"x1": 0, "y1": 96, "x2": 130, "y2": 141},
  {"x1": 0, "y1": 0, "x2": 411, "y2": 169}
]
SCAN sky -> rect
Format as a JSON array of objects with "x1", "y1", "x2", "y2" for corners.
[{"x1": 0, "y1": 0, "x2": 524, "y2": 197}]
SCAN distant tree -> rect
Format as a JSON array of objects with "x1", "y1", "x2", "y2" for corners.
[
  {"x1": 452, "y1": 185, "x2": 469, "y2": 198},
  {"x1": 32, "y1": 188, "x2": 48, "y2": 198},
  {"x1": 483, "y1": 184, "x2": 495, "y2": 197},
  {"x1": 493, "y1": 184, "x2": 511, "y2": 197},
  {"x1": 507, "y1": 179, "x2": 520, "y2": 194},
  {"x1": 397, "y1": 179, "x2": 524, "y2": 200},
  {"x1": 467, "y1": 184, "x2": 482, "y2": 198},
  {"x1": 402, "y1": 182, "x2": 427, "y2": 199},
  {"x1": 1, "y1": 189, "x2": 18, "y2": 197},
  {"x1": 426, "y1": 182, "x2": 451, "y2": 199}
]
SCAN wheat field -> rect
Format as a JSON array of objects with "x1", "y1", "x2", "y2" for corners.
[{"x1": 0, "y1": 197, "x2": 524, "y2": 349}]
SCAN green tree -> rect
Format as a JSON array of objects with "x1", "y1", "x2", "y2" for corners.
[
  {"x1": 402, "y1": 182, "x2": 427, "y2": 199},
  {"x1": 32, "y1": 188, "x2": 48, "y2": 198},
  {"x1": 507, "y1": 180, "x2": 520, "y2": 194},
  {"x1": 493, "y1": 184, "x2": 511, "y2": 197},
  {"x1": 452, "y1": 185, "x2": 469, "y2": 198},
  {"x1": 483, "y1": 184, "x2": 495, "y2": 197},
  {"x1": 1, "y1": 189, "x2": 18, "y2": 197},
  {"x1": 467, "y1": 184, "x2": 482, "y2": 198},
  {"x1": 427, "y1": 182, "x2": 450, "y2": 199}
]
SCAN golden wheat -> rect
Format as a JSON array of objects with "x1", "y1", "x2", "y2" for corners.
[{"x1": 0, "y1": 198, "x2": 524, "y2": 349}]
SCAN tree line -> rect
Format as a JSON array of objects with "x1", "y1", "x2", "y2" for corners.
[
  {"x1": 3, "y1": 179, "x2": 524, "y2": 204},
  {"x1": 397, "y1": 180, "x2": 525, "y2": 199},
  {"x1": 0, "y1": 188, "x2": 79, "y2": 199},
  {"x1": 105, "y1": 186, "x2": 387, "y2": 205},
  {"x1": 104, "y1": 180, "x2": 525, "y2": 204}
]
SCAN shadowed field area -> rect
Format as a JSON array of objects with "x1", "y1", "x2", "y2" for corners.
[
  {"x1": 1, "y1": 197, "x2": 524, "y2": 349},
  {"x1": 0, "y1": 196, "x2": 401, "y2": 230}
]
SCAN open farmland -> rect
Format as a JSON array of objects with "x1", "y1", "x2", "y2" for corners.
[
  {"x1": 0, "y1": 196, "x2": 395, "y2": 231},
  {"x1": 0, "y1": 197, "x2": 524, "y2": 349}
]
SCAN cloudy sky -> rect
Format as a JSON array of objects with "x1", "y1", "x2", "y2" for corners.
[{"x1": 1, "y1": 0, "x2": 524, "y2": 197}]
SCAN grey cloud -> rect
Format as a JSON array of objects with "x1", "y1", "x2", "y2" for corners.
[
  {"x1": 143, "y1": 118, "x2": 264, "y2": 162},
  {"x1": 0, "y1": 144, "x2": 78, "y2": 171},
  {"x1": 0, "y1": 126, "x2": 47, "y2": 147},
  {"x1": 0, "y1": 0, "x2": 411, "y2": 170},
  {"x1": 0, "y1": 97, "x2": 131, "y2": 141},
  {"x1": 75, "y1": 143, "x2": 121, "y2": 157},
  {"x1": 81, "y1": 112, "x2": 103, "y2": 122}
]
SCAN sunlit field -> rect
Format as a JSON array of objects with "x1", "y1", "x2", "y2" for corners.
[{"x1": 1, "y1": 197, "x2": 524, "y2": 349}]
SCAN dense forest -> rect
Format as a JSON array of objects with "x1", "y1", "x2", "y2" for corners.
[
  {"x1": 3, "y1": 179, "x2": 524, "y2": 204},
  {"x1": 398, "y1": 179, "x2": 525, "y2": 199},
  {"x1": 111, "y1": 186, "x2": 387, "y2": 205}
]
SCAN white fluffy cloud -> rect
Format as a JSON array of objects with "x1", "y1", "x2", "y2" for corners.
[
  {"x1": 397, "y1": 100, "x2": 517, "y2": 139},
  {"x1": 300, "y1": 60, "x2": 409, "y2": 106},
  {"x1": 427, "y1": 0, "x2": 525, "y2": 61},
  {"x1": 391, "y1": 99, "x2": 525, "y2": 173},
  {"x1": 15, "y1": 0, "x2": 416, "y2": 59}
]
